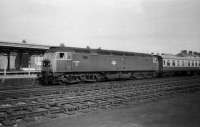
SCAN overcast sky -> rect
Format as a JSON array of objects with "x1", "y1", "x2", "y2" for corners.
[{"x1": 0, "y1": 0, "x2": 199, "y2": 54}]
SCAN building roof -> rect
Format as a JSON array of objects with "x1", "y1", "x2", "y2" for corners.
[{"x1": 0, "y1": 41, "x2": 50, "y2": 50}]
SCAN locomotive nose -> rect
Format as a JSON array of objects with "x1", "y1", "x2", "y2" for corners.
[
  {"x1": 39, "y1": 59, "x2": 52, "y2": 85},
  {"x1": 42, "y1": 59, "x2": 52, "y2": 73},
  {"x1": 42, "y1": 59, "x2": 51, "y2": 68}
]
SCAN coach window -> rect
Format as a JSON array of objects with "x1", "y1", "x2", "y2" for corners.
[
  {"x1": 182, "y1": 60, "x2": 184, "y2": 67},
  {"x1": 191, "y1": 61, "x2": 194, "y2": 67},
  {"x1": 188, "y1": 61, "x2": 190, "y2": 67},
  {"x1": 195, "y1": 61, "x2": 197, "y2": 67},
  {"x1": 163, "y1": 60, "x2": 166, "y2": 66},
  {"x1": 177, "y1": 60, "x2": 180, "y2": 67},
  {"x1": 172, "y1": 60, "x2": 175, "y2": 67},
  {"x1": 167, "y1": 60, "x2": 170, "y2": 66}
]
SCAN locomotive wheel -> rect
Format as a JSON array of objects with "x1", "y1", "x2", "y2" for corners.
[
  {"x1": 94, "y1": 73, "x2": 105, "y2": 81},
  {"x1": 63, "y1": 75, "x2": 80, "y2": 84},
  {"x1": 80, "y1": 74, "x2": 87, "y2": 82},
  {"x1": 84, "y1": 74, "x2": 96, "y2": 82}
]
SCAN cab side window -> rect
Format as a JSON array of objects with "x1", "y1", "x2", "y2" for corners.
[
  {"x1": 59, "y1": 53, "x2": 65, "y2": 59},
  {"x1": 56, "y1": 52, "x2": 72, "y2": 60}
]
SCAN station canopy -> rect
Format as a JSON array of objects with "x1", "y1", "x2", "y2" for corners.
[{"x1": 0, "y1": 41, "x2": 49, "y2": 53}]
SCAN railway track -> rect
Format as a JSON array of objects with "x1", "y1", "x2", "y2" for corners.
[
  {"x1": 0, "y1": 76, "x2": 199, "y2": 126},
  {"x1": 0, "y1": 76, "x2": 199, "y2": 100},
  {"x1": 0, "y1": 75, "x2": 197, "y2": 91}
]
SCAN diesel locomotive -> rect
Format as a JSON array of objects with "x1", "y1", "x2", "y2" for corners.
[{"x1": 39, "y1": 46, "x2": 200, "y2": 85}]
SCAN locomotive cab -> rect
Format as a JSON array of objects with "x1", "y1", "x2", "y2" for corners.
[{"x1": 54, "y1": 52, "x2": 73, "y2": 72}]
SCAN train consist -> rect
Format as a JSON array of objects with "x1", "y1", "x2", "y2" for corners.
[{"x1": 39, "y1": 46, "x2": 200, "y2": 85}]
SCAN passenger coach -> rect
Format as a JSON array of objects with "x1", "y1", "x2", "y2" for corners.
[{"x1": 161, "y1": 54, "x2": 200, "y2": 75}]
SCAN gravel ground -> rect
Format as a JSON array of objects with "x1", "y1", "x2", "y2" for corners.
[{"x1": 23, "y1": 91, "x2": 200, "y2": 127}]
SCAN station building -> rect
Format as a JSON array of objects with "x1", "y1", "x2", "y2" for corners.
[{"x1": 0, "y1": 41, "x2": 49, "y2": 75}]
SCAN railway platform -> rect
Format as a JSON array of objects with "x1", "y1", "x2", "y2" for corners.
[
  {"x1": 0, "y1": 71, "x2": 38, "y2": 79},
  {"x1": 0, "y1": 74, "x2": 37, "y2": 79},
  {"x1": 0, "y1": 71, "x2": 38, "y2": 88}
]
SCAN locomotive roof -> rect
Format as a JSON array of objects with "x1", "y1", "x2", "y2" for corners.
[{"x1": 47, "y1": 46, "x2": 152, "y2": 57}]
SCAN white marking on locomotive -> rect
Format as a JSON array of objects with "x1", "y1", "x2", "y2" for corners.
[
  {"x1": 112, "y1": 60, "x2": 117, "y2": 66},
  {"x1": 73, "y1": 61, "x2": 80, "y2": 66},
  {"x1": 153, "y1": 57, "x2": 158, "y2": 63}
]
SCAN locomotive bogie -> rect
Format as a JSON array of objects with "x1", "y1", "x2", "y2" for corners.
[{"x1": 42, "y1": 71, "x2": 158, "y2": 85}]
